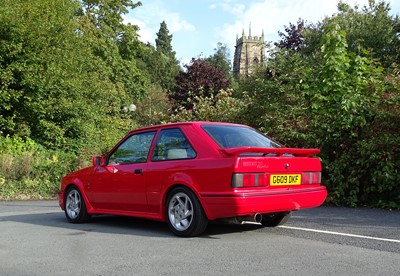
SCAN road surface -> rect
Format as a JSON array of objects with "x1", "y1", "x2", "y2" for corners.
[{"x1": 0, "y1": 201, "x2": 399, "y2": 275}]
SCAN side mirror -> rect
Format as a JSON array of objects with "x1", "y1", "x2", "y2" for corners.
[{"x1": 92, "y1": 156, "x2": 105, "y2": 166}]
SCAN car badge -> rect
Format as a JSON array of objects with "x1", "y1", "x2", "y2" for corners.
[{"x1": 285, "y1": 163, "x2": 289, "y2": 170}]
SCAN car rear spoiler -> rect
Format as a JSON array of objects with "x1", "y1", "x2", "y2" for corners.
[{"x1": 219, "y1": 147, "x2": 320, "y2": 157}]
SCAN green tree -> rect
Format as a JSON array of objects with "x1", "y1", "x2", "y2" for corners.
[
  {"x1": 154, "y1": 21, "x2": 180, "y2": 91},
  {"x1": 304, "y1": 23, "x2": 382, "y2": 155},
  {"x1": 206, "y1": 42, "x2": 232, "y2": 79},
  {"x1": 237, "y1": 47, "x2": 312, "y2": 145},
  {"x1": 305, "y1": 23, "x2": 398, "y2": 207},
  {"x1": 302, "y1": 0, "x2": 399, "y2": 66},
  {"x1": 156, "y1": 21, "x2": 174, "y2": 56},
  {"x1": 136, "y1": 22, "x2": 179, "y2": 92},
  {"x1": 0, "y1": 0, "x2": 146, "y2": 150},
  {"x1": 79, "y1": 0, "x2": 146, "y2": 100},
  {"x1": 237, "y1": 1, "x2": 400, "y2": 208}
]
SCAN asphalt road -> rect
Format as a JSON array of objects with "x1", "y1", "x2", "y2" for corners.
[{"x1": 0, "y1": 201, "x2": 399, "y2": 276}]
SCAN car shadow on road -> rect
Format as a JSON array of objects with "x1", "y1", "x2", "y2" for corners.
[
  {"x1": 202, "y1": 222, "x2": 264, "y2": 239},
  {"x1": 1, "y1": 211, "x2": 265, "y2": 238}
]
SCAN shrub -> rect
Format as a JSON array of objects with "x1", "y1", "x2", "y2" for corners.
[
  {"x1": 0, "y1": 136, "x2": 88, "y2": 200},
  {"x1": 169, "y1": 89, "x2": 250, "y2": 123}
]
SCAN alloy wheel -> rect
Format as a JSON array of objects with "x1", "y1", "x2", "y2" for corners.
[
  {"x1": 66, "y1": 189, "x2": 81, "y2": 220},
  {"x1": 168, "y1": 192, "x2": 194, "y2": 231}
]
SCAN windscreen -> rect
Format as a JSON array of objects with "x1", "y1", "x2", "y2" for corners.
[{"x1": 202, "y1": 125, "x2": 282, "y2": 149}]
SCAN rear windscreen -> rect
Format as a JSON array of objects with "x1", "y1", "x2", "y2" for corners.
[{"x1": 202, "y1": 125, "x2": 282, "y2": 149}]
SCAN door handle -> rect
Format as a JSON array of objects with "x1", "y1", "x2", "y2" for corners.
[{"x1": 134, "y1": 169, "x2": 143, "y2": 175}]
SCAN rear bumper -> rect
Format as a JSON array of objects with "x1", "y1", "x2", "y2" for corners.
[{"x1": 200, "y1": 186, "x2": 327, "y2": 220}]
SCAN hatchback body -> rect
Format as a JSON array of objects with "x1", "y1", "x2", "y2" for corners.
[{"x1": 58, "y1": 122, "x2": 327, "y2": 236}]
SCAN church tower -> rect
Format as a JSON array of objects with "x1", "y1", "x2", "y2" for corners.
[{"x1": 233, "y1": 26, "x2": 265, "y2": 77}]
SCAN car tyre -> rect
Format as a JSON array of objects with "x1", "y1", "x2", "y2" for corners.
[
  {"x1": 166, "y1": 186, "x2": 208, "y2": 237},
  {"x1": 64, "y1": 186, "x2": 90, "y2": 223},
  {"x1": 261, "y1": 212, "x2": 291, "y2": 227}
]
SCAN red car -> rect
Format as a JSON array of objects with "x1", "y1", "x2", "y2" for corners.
[{"x1": 58, "y1": 122, "x2": 327, "y2": 237}]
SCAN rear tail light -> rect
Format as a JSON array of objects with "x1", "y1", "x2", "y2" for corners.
[
  {"x1": 232, "y1": 172, "x2": 321, "y2": 188},
  {"x1": 232, "y1": 173, "x2": 267, "y2": 188},
  {"x1": 301, "y1": 172, "x2": 321, "y2": 184}
]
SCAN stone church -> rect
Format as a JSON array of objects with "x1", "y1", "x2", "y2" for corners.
[{"x1": 233, "y1": 27, "x2": 265, "y2": 77}]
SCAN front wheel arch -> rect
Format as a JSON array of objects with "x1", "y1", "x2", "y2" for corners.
[{"x1": 64, "y1": 185, "x2": 91, "y2": 223}]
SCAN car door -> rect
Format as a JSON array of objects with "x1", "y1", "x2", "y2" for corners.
[
  {"x1": 146, "y1": 128, "x2": 197, "y2": 213},
  {"x1": 90, "y1": 131, "x2": 156, "y2": 212}
]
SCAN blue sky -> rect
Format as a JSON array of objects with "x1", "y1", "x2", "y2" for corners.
[{"x1": 125, "y1": 0, "x2": 400, "y2": 65}]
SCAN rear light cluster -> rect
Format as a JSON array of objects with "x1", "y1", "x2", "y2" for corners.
[
  {"x1": 302, "y1": 172, "x2": 321, "y2": 184},
  {"x1": 231, "y1": 173, "x2": 267, "y2": 188},
  {"x1": 231, "y1": 172, "x2": 321, "y2": 188}
]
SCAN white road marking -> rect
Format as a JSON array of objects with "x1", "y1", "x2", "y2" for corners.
[{"x1": 279, "y1": 225, "x2": 400, "y2": 243}]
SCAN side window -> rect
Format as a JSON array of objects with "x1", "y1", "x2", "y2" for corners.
[
  {"x1": 151, "y1": 128, "x2": 196, "y2": 161},
  {"x1": 108, "y1": 131, "x2": 156, "y2": 165}
]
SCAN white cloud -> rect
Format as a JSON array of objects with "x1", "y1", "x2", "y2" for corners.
[
  {"x1": 212, "y1": 0, "x2": 246, "y2": 16},
  {"x1": 163, "y1": 12, "x2": 196, "y2": 33},
  {"x1": 124, "y1": 0, "x2": 195, "y2": 45},
  {"x1": 209, "y1": 0, "x2": 246, "y2": 15},
  {"x1": 215, "y1": 0, "x2": 370, "y2": 55}
]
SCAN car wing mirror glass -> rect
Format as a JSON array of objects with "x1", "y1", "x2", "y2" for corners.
[{"x1": 92, "y1": 156, "x2": 105, "y2": 166}]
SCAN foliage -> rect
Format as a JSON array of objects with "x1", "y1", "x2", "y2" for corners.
[
  {"x1": 337, "y1": 0, "x2": 398, "y2": 66},
  {"x1": 302, "y1": 23, "x2": 390, "y2": 207},
  {"x1": 134, "y1": 84, "x2": 171, "y2": 127},
  {"x1": 237, "y1": 47, "x2": 312, "y2": 146},
  {"x1": 302, "y1": 0, "x2": 400, "y2": 66},
  {"x1": 206, "y1": 43, "x2": 232, "y2": 80},
  {"x1": 0, "y1": 136, "x2": 85, "y2": 200},
  {"x1": 78, "y1": 0, "x2": 146, "y2": 99},
  {"x1": 237, "y1": 1, "x2": 400, "y2": 209},
  {"x1": 169, "y1": 90, "x2": 250, "y2": 123},
  {"x1": 156, "y1": 21, "x2": 174, "y2": 56},
  {"x1": 0, "y1": 136, "x2": 40, "y2": 155},
  {"x1": 154, "y1": 21, "x2": 180, "y2": 91},
  {"x1": 0, "y1": 0, "x2": 146, "y2": 151},
  {"x1": 304, "y1": 23, "x2": 382, "y2": 145},
  {"x1": 275, "y1": 19, "x2": 305, "y2": 51},
  {"x1": 0, "y1": 0, "x2": 148, "y2": 199},
  {"x1": 0, "y1": 0, "x2": 399, "y2": 209},
  {"x1": 170, "y1": 58, "x2": 230, "y2": 109},
  {"x1": 136, "y1": 22, "x2": 180, "y2": 92}
]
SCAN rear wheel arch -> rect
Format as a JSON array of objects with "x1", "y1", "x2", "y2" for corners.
[
  {"x1": 164, "y1": 184, "x2": 209, "y2": 237},
  {"x1": 162, "y1": 184, "x2": 209, "y2": 219}
]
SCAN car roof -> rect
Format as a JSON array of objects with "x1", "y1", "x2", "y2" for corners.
[{"x1": 128, "y1": 121, "x2": 248, "y2": 134}]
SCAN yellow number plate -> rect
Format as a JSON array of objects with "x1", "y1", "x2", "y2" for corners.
[{"x1": 270, "y1": 174, "x2": 301, "y2": 186}]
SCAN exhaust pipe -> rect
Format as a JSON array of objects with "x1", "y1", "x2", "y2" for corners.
[
  {"x1": 217, "y1": 213, "x2": 263, "y2": 224},
  {"x1": 237, "y1": 213, "x2": 262, "y2": 223}
]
